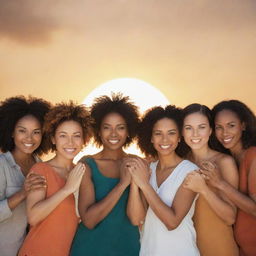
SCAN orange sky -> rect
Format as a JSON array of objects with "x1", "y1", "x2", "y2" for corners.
[{"x1": 1, "y1": 0, "x2": 256, "y2": 111}]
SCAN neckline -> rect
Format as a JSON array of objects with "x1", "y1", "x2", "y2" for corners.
[
  {"x1": 89, "y1": 158, "x2": 119, "y2": 180},
  {"x1": 153, "y1": 160, "x2": 186, "y2": 189}
]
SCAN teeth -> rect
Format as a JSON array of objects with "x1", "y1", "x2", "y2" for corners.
[
  {"x1": 24, "y1": 143, "x2": 33, "y2": 147},
  {"x1": 223, "y1": 138, "x2": 232, "y2": 143},
  {"x1": 109, "y1": 140, "x2": 119, "y2": 144},
  {"x1": 191, "y1": 139, "x2": 201, "y2": 143},
  {"x1": 64, "y1": 148, "x2": 76, "y2": 153},
  {"x1": 160, "y1": 145, "x2": 170, "y2": 149}
]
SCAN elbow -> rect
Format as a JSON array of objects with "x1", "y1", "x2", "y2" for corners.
[
  {"x1": 27, "y1": 214, "x2": 40, "y2": 226},
  {"x1": 224, "y1": 217, "x2": 235, "y2": 226},
  {"x1": 165, "y1": 220, "x2": 180, "y2": 231},
  {"x1": 81, "y1": 217, "x2": 97, "y2": 230}
]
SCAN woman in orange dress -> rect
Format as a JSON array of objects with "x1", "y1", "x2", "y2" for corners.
[
  {"x1": 182, "y1": 103, "x2": 239, "y2": 256},
  {"x1": 18, "y1": 102, "x2": 91, "y2": 256},
  {"x1": 208, "y1": 100, "x2": 256, "y2": 256}
]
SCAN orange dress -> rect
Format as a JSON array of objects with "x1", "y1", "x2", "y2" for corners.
[
  {"x1": 234, "y1": 147, "x2": 256, "y2": 256},
  {"x1": 193, "y1": 191, "x2": 239, "y2": 255},
  {"x1": 18, "y1": 163, "x2": 78, "y2": 256}
]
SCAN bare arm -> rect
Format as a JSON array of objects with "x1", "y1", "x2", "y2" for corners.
[
  {"x1": 27, "y1": 163, "x2": 85, "y2": 226},
  {"x1": 214, "y1": 158, "x2": 256, "y2": 217},
  {"x1": 128, "y1": 158, "x2": 196, "y2": 230},
  {"x1": 185, "y1": 156, "x2": 238, "y2": 225},
  {"x1": 78, "y1": 162, "x2": 131, "y2": 229}
]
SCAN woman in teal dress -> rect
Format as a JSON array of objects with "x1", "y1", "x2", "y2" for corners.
[{"x1": 71, "y1": 93, "x2": 142, "y2": 256}]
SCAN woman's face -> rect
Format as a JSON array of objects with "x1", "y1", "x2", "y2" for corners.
[
  {"x1": 151, "y1": 117, "x2": 180, "y2": 156},
  {"x1": 99, "y1": 112, "x2": 128, "y2": 150},
  {"x1": 13, "y1": 115, "x2": 42, "y2": 155},
  {"x1": 183, "y1": 112, "x2": 212, "y2": 151},
  {"x1": 52, "y1": 120, "x2": 84, "y2": 160},
  {"x1": 214, "y1": 109, "x2": 244, "y2": 152}
]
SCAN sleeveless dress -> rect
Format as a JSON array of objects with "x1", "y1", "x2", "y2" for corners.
[
  {"x1": 140, "y1": 160, "x2": 200, "y2": 256},
  {"x1": 193, "y1": 194, "x2": 239, "y2": 256},
  {"x1": 18, "y1": 163, "x2": 79, "y2": 256},
  {"x1": 70, "y1": 158, "x2": 140, "y2": 256},
  {"x1": 140, "y1": 160, "x2": 199, "y2": 256},
  {"x1": 234, "y1": 147, "x2": 256, "y2": 256}
]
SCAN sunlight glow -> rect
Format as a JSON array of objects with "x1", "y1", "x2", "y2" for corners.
[{"x1": 75, "y1": 78, "x2": 170, "y2": 161}]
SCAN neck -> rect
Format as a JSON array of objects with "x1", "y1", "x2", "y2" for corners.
[
  {"x1": 190, "y1": 146, "x2": 212, "y2": 164},
  {"x1": 158, "y1": 152, "x2": 182, "y2": 170},
  {"x1": 49, "y1": 154, "x2": 74, "y2": 172},
  {"x1": 230, "y1": 145, "x2": 245, "y2": 165},
  {"x1": 99, "y1": 148, "x2": 127, "y2": 161},
  {"x1": 12, "y1": 149, "x2": 33, "y2": 163}
]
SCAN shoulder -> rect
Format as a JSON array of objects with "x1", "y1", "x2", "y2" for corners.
[
  {"x1": 30, "y1": 162, "x2": 51, "y2": 176},
  {"x1": 216, "y1": 153, "x2": 236, "y2": 167},
  {"x1": 245, "y1": 147, "x2": 256, "y2": 160},
  {"x1": 181, "y1": 159, "x2": 198, "y2": 172}
]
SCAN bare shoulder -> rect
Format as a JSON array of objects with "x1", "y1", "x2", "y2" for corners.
[{"x1": 214, "y1": 152, "x2": 236, "y2": 167}]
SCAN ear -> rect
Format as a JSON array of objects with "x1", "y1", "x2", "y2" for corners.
[{"x1": 51, "y1": 136, "x2": 56, "y2": 145}]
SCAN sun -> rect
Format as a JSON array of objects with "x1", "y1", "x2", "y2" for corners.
[{"x1": 74, "y1": 77, "x2": 170, "y2": 161}]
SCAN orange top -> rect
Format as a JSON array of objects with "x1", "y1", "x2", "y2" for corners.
[
  {"x1": 18, "y1": 163, "x2": 78, "y2": 256},
  {"x1": 193, "y1": 193, "x2": 239, "y2": 256},
  {"x1": 234, "y1": 147, "x2": 256, "y2": 256}
]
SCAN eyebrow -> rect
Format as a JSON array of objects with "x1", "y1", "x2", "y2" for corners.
[{"x1": 16, "y1": 126, "x2": 41, "y2": 130}]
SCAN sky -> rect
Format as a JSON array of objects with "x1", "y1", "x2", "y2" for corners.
[{"x1": 1, "y1": 0, "x2": 256, "y2": 111}]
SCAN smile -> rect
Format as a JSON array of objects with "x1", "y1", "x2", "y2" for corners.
[
  {"x1": 108, "y1": 139, "x2": 119, "y2": 145},
  {"x1": 160, "y1": 145, "x2": 171, "y2": 149}
]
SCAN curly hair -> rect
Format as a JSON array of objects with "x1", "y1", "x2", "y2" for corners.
[
  {"x1": 0, "y1": 95, "x2": 51, "y2": 155},
  {"x1": 212, "y1": 99, "x2": 256, "y2": 149},
  {"x1": 180, "y1": 103, "x2": 227, "y2": 156},
  {"x1": 90, "y1": 93, "x2": 140, "y2": 148},
  {"x1": 138, "y1": 105, "x2": 183, "y2": 157},
  {"x1": 43, "y1": 101, "x2": 91, "y2": 152}
]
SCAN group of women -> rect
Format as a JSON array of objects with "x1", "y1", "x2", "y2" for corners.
[{"x1": 0, "y1": 93, "x2": 255, "y2": 256}]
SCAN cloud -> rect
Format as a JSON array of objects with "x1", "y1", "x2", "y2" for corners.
[{"x1": 0, "y1": 0, "x2": 255, "y2": 45}]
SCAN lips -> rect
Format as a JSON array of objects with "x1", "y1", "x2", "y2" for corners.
[
  {"x1": 108, "y1": 139, "x2": 119, "y2": 145},
  {"x1": 23, "y1": 143, "x2": 34, "y2": 148},
  {"x1": 191, "y1": 139, "x2": 201, "y2": 143},
  {"x1": 64, "y1": 148, "x2": 76, "y2": 153},
  {"x1": 223, "y1": 137, "x2": 232, "y2": 143},
  {"x1": 160, "y1": 145, "x2": 171, "y2": 149}
]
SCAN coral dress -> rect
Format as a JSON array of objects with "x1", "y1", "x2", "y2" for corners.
[
  {"x1": 18, "y1": 162, "x2": 79, "y2": 256},
  {"x1": 234, "y1": 147, "x2": 256, "y2": 256}
]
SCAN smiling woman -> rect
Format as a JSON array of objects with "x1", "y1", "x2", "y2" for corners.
[{"x1": 76, "y1": 78, "x2": 170, "y2": 160}]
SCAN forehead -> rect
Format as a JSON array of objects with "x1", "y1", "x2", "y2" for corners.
[
  {"x1": 56, "y1": 120, "x2": 82, "y2": 132},
  {"x1": 184, "y1": 112, "x2": 209, "y2": 124},
  {"x1": 215, "y1": 109, "x2": 240, "y2": 123},
  {"x1": 15, "y1": 115, "x2": 41, "y2": 128},
  {"x1": 153, "y1": 117, "x2": 178, "y2": 130},
  {"x1": 102, "y1": 112, "x2": 126, "y2": 124}
]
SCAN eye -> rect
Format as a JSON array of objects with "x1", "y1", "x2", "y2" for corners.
[
  {"x1": 153, "y1": 131, "x2": 161, "y2": 136},
  {"x1": 184, "y1": 126, "x2": 191, "y2": 130},
  {"x1": 34, "y1": 130, "x2": 41, "y2": 135},
  {"x1": 168, "y1": 131, "x2": 176, "y2": 135},
  {"x1": 59, "y1": 134, "x2": 66, "y2": 138},
  {"x1": 102, "y1": 126, "x2": 109, "y2": 130},
  {"x1": 199, "y1": 125, "x2": 206, "y2": 129},
  {"x1": 74, "y1": 134, "x2": 81, "y2": 138},
  {"x1": 18, "y1": 129, "x2": 26, "y2": 133}
]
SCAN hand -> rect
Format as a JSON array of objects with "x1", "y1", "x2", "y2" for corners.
[
  {"x1": 200, "y1": 161, "x2": 223, "y2": 188},
  {"x1": 126, "y1": 157, "x2": 150, "y2": 189},
  {"x1": 183, "y1": 171, "x2": 207, "y2": 193},
  {"x1": 23, "y1": 172, "x2": 47, "y2": 195},
  {"x1": 64, "y1": 163, "x2": 86, "y2": 194},
  {"x1": 119, "y1": 158, "x2": 132, "y2": 187}
]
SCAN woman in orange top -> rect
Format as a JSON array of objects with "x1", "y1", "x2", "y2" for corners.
[
  {"x1": 182, "y1": 103, "x2": 239, "y2": 256},
  {"x1": 207, "y1": 100, "x2": 256, "y2": 256},
  {"x1": 18, "y1": 102, "x2": 91, "y2": 256}
]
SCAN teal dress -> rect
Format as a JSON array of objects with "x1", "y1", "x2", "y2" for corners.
[{"x1": 71, "y1": 158, "x2": 140, "y2": 256}]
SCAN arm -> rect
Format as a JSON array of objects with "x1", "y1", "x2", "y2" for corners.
[
  {"x1": 0, "y1": 169, "x2": 46, "y2": 222},
  {"x1": 27, "y1": 163, "x2": 85, "y2": 226},
  {"x1": 78, "y1": 162, "x2": 131, "y2": 229},
  {"x1": 213, "y1": 158, "x2": 256, "y2": 217},
  {"x1": 128, "y1": 159, "x2": 196, "y2": 230},
  {"x1": 186, "y1": 157, "x2": 238, "y2": 225}
]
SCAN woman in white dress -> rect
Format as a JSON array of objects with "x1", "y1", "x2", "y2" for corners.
[{"x1": 126, "y1": 105, "x2": 200, "y2": 256}]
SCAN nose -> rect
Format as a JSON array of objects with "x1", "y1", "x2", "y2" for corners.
[
  {"x1": 110, "y1": 129, "x2": 117, "y2": 137},
  {"x1": 26, "y1": 132, "x2": 33, "y2": 141},
  {"x1": 192, "y1": 128, "x2": 198, "y2": 137}
]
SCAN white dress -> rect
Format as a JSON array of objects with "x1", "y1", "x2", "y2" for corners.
[{"x1": 140, "y1": 160, "x2": 200, "y2": 256}]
